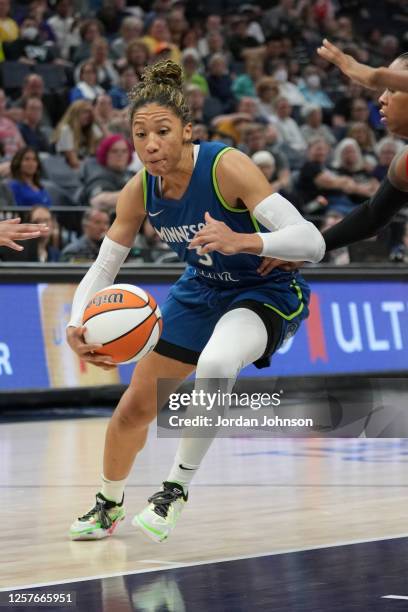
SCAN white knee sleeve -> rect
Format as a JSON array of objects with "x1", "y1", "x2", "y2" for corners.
[{"x1": 196, "y1": 307, "x2": 269, "y2": 380}]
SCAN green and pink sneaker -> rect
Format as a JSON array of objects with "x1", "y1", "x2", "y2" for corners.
[
  {"x1": 70, "y1": 493, "x2": 125, "y2": 540},
  {"x1": 132, "y1": 482, "x2": 187, "y2": 543}
]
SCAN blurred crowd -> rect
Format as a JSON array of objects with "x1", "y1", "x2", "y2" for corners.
[{"x1": 0, "y1": 0, "x2": 407, "y2": 264}]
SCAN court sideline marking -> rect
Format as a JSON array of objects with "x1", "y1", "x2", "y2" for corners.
[{"x1": 2, "y1": 532, "x2": 408, "y2": 592}]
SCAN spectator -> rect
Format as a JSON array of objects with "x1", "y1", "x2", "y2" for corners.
[
  {"x1": 373, "y1": 137, "x2": 404, "y2": 182},
  {"x1": 197, "y1": 14, "x2": 223, "y2": 58},
  {"x1": 239, "y1": 123, "x2": 291, "y2": 192},
  {"x1": 141, "y1": 17, "x2": 180, "y2": 64},
  {"x1": 93, "y1": 93, "x2": 120, "y2": 138},
  {"x1": 347, "y1": 121, "x2": 377, "y2": 170},
  {"x1": 232, "y1": 56, "x2": 264, "y2": 100},
  {"x1": 300, "y1": 104, "x2": 336, "y2": 146},
  {"x1": 95, "y1": 0, "x2": 131, "y2": 38},
  {"x1": 8, "y1": 74, "x2": 53, "y2": 127},
  {"x1": 206, "y1": 53, "x2": 235, "y2": 113},
  {"x1": 349, "y1": 97, "x2": 370, "y2": 125},
  {"x1": 296, "y1": 138, "x2": 373, "y2": 214},
  {"x1": 70, "y1": 61, "x2": 105, "y2": 103},
  {"x1": 185, "y1": 85, "x2": 222, "y2": 125},
  {"x1": 8, "y1": 146, "x2": 52, "y2": 207},
  {"x1": 124, "y1": 39, "x2": 151, "y2": 79},
  {"x1": 0, "y1": 0, "x2": 18, "y2": 44},
  {"x1": 192, "y1": 123, "x2": 208, "y2": 141},
  {"x1": 108, "y1": 64, "x2": 138, "y2": 110},
  {"x1": 47, "y1": 0, "x2": 79, "y2": 60},
  {"x1": 227, "y1": 14, "x2": 259, "y2": 63},
  {"x1": 262, "y1": 33, "x2": 285, "y2": 75},
  {"x1": 201, "y1": 30, "x2": 233, "y2": 69},
  {"x1": 53, "y1": 100, "x2": 102, "y2": 169},
  {"x1": 60, "y1": 208, "x2": 110, "y2": 262},
  {"x1": 0, "y1": 88, "x2": 25, "y2": 159},
  {"x1": 320, "y1": 210, "x2": 350, "y2": 265},
  {"x1": 331, "y1": 138, "x2": 379, "y2": 205},
  {"x1": 181, "y1": 48, "x2": 209, "y2": 95},
  {"x1": 71, "y1": 18, "x2": 104, "y2": 65},
  {"x1": 299, "y1": 66, "x2": 333, "y2": 109},
  {"x1": 167, "y1": 7, "x2": 188, "y2": 48},
  {"x1": 251, "y1": 149, "x2": 295, "y2": 201},
  {"x1": 272, "y1": 95, "x2": 307, "y2": 154},
  {"x1": 271, "y1": 63, "x2": 305, "y2": 108},
  {"x1": 256, "y1": 76, "x2": 280, "y2": 122},
  {"x1": 111, "y1": 16, "x2": 144, "y2": 60},
  {"x1": 76, "y1": 37, "x2": 119, "y2": 91},
  {"x1": 3, "y1": 15, "x2": 58, "y2": 63},
  {"x1": 18, "y1": 96, "x2": 51, "y2": 153},
  {"x1": 26, "y1": 205, "x2": 60, "y2": 262},
  {"x1": 78, "y1": 134, "x2": 132, "y2": 209},
  {"x1": 252, "y1": 150, "x2": 276, "y2": 182}
]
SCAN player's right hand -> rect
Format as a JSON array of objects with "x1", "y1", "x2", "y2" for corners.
[{"x1": 66, "y1": 325, "x2": 116, "y2": 370}]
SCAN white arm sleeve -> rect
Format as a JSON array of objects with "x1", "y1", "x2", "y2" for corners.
[
  {"x1": 67, "y1": 236, "x2": 130, "y2": 328},
  {"x1": 253, "y1": 193, "x2": 326, "y2": 263}
]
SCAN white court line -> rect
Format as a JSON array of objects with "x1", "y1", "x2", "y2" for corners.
[
  {"x1": 2, "y1": 532, "x2": 408, "y2": 592},
  {"x1": 382, "y1": 595, "x2": 408, "y2": 600}
]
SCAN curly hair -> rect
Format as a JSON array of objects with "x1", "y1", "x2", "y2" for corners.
[{"x1": 129, "y1": 60, "x2": 191, "y2": 125}]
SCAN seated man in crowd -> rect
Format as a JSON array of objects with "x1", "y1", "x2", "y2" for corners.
[{"x1": 60, "y1": 208, "x2": 110, "y2": 263}]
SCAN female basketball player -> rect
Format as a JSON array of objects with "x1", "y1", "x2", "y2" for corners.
[
  {"x1": 316, "y1": 40, "x2": 408, "y2": 250},
  {"x1": 0, "y1": 217, "x2": 49, "y2": 250},
  {"x1": 67, "y1": 60, "x2": 325, "y2": 542}
]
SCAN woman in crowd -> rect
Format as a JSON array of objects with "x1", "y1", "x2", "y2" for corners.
[
  {"x1": 53, "y1": 100, "x2": 102, "y2": 169},
  {"x1": 69, "y1": 61, "x2": 105, "y2": 103},
  {"x1": 8, "y1": 147, "x2": 51, "y2": 207}
]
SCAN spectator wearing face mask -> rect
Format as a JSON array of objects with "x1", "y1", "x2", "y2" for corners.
[
  {"x1": 271, "y1": 63, "x2": 305, "y2": 108},
  {"x1": 3, "y1": 16, "x2": 58, "y2": 63},
  {"x1": 299, "y1": 68, "x2": 333, "y2": 109}
]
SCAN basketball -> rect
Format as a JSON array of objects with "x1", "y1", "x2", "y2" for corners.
[{"x1": 82, "y1": 284, "x2": 162, "y2": 364}]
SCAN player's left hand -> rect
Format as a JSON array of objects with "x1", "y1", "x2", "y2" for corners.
[
  {"x1": 188, "y1": 212, "x2": 241, "y2": 255},
  {"x1": 257, "y1": 258, "x2": 303, "y2": 275}
]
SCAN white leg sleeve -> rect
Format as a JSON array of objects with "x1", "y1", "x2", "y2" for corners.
[{"x1": 166, "y1": 308, "x2": 269, "y2": 487}]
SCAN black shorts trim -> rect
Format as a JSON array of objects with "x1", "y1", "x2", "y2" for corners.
[
  {"x1": 226, "y1": 299, "x2": 284, "y2": 369},
  {"x1": 154, "y1": 338, "x2": 200, "y2": 365}
]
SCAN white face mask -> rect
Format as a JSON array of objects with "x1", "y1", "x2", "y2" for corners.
[
  {"x1": 306, "y1": 75, "x2": 320, "y2": 89},
  {"x1": 22, "y1": 27, "x2": 39, "y2": 41},
  {"x1": 274, "y1": 68, "x2": 288, "y2": 82}
]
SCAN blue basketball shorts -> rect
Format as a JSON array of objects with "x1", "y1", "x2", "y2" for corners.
[{"x1": 154, "y1": 270, "x2": 310, "y2": 369}]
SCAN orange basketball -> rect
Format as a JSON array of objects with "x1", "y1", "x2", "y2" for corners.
[{"x1": 82, "y1": 284, "x2": 162, "y2": 364}]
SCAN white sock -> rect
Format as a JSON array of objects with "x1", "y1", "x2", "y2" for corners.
[
  {"x1": 166, "y1": 438, "x2": 215, "y2": 493},
  {"x1": 100, "y1": 474, "x2": 127, "y2": 504}
]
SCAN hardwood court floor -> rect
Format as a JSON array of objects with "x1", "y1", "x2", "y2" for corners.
[{"x1": 1, "y1": 417, "x2": 408, "y2": 589}]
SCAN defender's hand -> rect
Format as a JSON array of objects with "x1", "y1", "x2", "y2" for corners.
[
  {"x1": 257, "y1": 258, "x2": 304, "y2": 276},
  {"x1": 0, "y1": 217, "x2": 49, "y2": 251},
  {"x1": 317, "y1": 39, "x2": 376, "y2": 89}
]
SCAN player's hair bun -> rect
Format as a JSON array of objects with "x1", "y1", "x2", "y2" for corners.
[{"x1": 142, "y1": 60, "x2": 184, "y2": 89}]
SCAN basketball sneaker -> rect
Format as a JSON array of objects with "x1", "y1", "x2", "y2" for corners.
[
  {"x1": 69, "y1": 492, "x2": 125, "y2": 540},
  {"x1": 132, "y1": 482, "x2": 187, "y2": 543}
]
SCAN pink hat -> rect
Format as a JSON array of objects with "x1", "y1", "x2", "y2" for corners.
[{"x1": 96, "y1": 134, "x2": 133, "y2": 166}]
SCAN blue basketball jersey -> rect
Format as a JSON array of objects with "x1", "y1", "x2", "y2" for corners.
[{"x1": 143, "y1": 141, "x2": 301, "y2": 288}]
